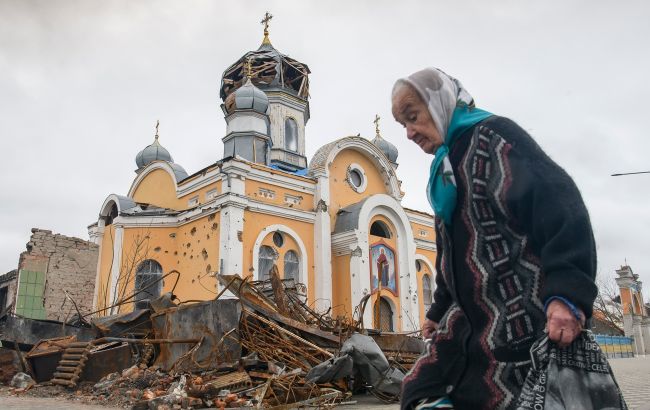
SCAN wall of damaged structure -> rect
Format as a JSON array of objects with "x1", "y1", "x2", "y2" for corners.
[
  {"x1": 16, "y1": 228, "x2": 98, "y2": 321},
  {"x1": 0, "y1": 270, "x2": 18, "y2": 313},
  {"x1": 95, "y1": 213, "x2": 221, "y2": 315}
]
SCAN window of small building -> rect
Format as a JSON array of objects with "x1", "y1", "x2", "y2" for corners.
[
  {"x1": 258, "y1": 245, "x2": 277, "y2": 280},
  {"x1": 423, "y1": 274, "x2": 433, "y2": 313},
  {"x1": 285, "y1": 118, "x2": 298, "y2": 152},
  {"x1": 284, "y1": 250, "x2": 299, "y2": 282},
  {"x1": 370, "y1": 220, "x2": 391, "y2": 238},
  {"x1": 135, "y1": 259, "x2": 163, "y2": 310}
]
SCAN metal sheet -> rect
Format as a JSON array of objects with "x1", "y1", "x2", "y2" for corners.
[
  {"x1": 150, "y1": 298, "x2": 241, "y2": 372},
  {"x1": 82, "y1": 342, "x2": 133, "y2": 382},
  {"x1": 0, "y1": 316, "x2": 95, "y2": 348}
]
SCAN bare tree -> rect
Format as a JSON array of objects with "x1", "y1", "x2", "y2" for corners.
[{"x1": 593, "y1": 277, "x2": 625, "y2": 334}]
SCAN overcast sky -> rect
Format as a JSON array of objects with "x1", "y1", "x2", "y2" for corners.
[{"x1": 1, "y1": 1, "x2": 649, "y2": 295}]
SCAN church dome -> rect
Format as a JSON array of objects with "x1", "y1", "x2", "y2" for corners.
[
  {"x1": 233, "y1": 78, "x2": 269, "y2": 113},
  {"x1": 372, "y1": 134, "x2": 399, "y2": 164},
  {"x1": 136, "y1": 135, "x2": 173, "y2": 169}
]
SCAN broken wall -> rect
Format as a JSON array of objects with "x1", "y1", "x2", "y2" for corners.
[
  {"x1": 0, "y1": 270, "x2": 17, "y2": 313},
  {"x1": 16, "y1": 228, "x2": 99, "y2": 321}
]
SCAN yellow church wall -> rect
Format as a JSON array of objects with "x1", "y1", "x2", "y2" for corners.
[
  {"x1": 242, "y1": 211, "x2": 315, "y2": 303},
  {"x1": 178, "y1": 181, "x2": 223, "y2": 208},
  {"x1": 328, "y1": 149, "x2": 391, "y2": 228},
  {"x1": 368, "y1": 215, "x2": 402, "y2": 331},
  {"x1": 95, "y1": 224, "x2": 116, "y2": 314},
  {"x1": 170, "y1": 214, "x2": 221, "y2": 303},
  {"x1": 245, "y1": 180, "x2": 314, "y2": 212},
  {"x1": 410, "y1": 222, "x2": 435, "y2": 242},
  {"x1": 131, "y1": 168, "x2": 183, "y2": 210},
  {"x1": 331, "y1": 254, "x2": 352, "y2": 319}
]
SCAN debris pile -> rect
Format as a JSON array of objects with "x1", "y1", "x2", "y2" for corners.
[{"x1": 0, "y1": 267, "x2": 424, "y2": 408}]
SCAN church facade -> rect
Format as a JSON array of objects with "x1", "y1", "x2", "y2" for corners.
[{"x1": 88, "y1": 20, "x2": 437, "y2": 332}]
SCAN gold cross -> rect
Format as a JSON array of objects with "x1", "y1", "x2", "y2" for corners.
[
  {"x1": 154, "y1": 120, "x2": 160, "y2": 140},
  {"x1": 374, "y1": 114, "x2": 381, "y2": 137},
  {"x1": 261, "y1": 12, "x2": 273, "y2": 34}
]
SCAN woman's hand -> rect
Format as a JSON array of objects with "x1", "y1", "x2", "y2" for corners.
[
  {"x1": 422, "y1": 318, "x2": 438, "y2": 339},
  {"x1": 546, "y1": 300, "x2": 585, "y2": 347}
]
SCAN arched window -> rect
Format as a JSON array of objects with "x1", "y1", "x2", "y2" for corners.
[
  {"x1": 134, "y1": 259, "x2": 163, "y2": 310},
  {"x1": 105, "y1": 202, "x2": 118, "y2": 226},
  {"x1": 423, "y1": 274, "x2": 433, "y2": 313},
  {"x1": 258, "y1": 245, "x2": 277, "y2": 280},
  {"x1": 284, "y1": 118, "x2": 298, "y2": 152},
  {"x1": 284, "y1": 250, "x2": 299, "y2": 282},
  {"x1": 375, "y1": 297, "x2": 394, "y2": 332},
  {"x1": 370, "y1": 220, "x2": 391, "y2": 238}
]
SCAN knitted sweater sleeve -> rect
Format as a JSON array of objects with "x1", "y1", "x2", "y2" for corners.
[
  {"x1": 426, "y1": 221, "x2": 453, "y2": 322},
  {"x1": 494, "y1": 119, "x2": 598, "y2": 318}
]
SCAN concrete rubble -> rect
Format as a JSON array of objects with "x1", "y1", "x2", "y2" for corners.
[{"x1": 0, "y1": 267, "x2": 424, "y2": 409}]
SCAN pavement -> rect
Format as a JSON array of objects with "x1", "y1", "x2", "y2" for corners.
[{"x1": 1, "y1": 357, "x2": 649, "y2": 409}]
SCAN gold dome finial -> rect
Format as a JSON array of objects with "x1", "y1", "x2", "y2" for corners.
[
  {"x1": 154, "y1": 119, "x2": 160, "y2": 141},
  {"x1": 260, "y1": 12, "x2": 273, "y2": 45},
  {"x1": 373, "y1": 114, "x2": 381, "y2": 138}
]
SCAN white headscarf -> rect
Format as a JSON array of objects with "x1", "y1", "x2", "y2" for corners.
[{"x1": 393, "y1": 67, "x2": 475, "y2": 143}]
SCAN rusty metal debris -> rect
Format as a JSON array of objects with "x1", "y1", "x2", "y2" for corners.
[{"x1": 1, "y1": 267, "x2": 425, "y2": 409}]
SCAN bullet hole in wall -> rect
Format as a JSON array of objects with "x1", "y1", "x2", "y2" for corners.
[
  {"x1": 208, "y1": 214, "x2": 216, "y2": 221},
  {"x1": 206, "y1": 264, "x2": 212, "y2": 274},
  {"x1": 186, "y1": 243, "x2": 191, "y2": 248},
  {"x1": 202, "y1": 249, "x2": 208, "y2": 260},
  {"x1": 191, "y1": 227, "x2": 197, "y2": 236},
  {"x1": 154, "y1": 247, "x2": 161, "y2": 252},
  {"x1": 211, "y1": 223, "x2": 218, "y2": 230},
  {"x1": 174, "y1": 251, "x2": 178, "y2": 255},
  {"x1": 169, "y1": 233, "x2": 176, "y2": 238}
]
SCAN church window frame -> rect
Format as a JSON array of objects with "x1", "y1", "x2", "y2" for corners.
[
  {"x1": 422, "y1": 273, "x2": 433, "y2": 313},
  {"x1": 134, "y1": 259, "x2": 163, "y2": 310},
  {"x1": 258, "y1": 245, "x2": 278, "y2": 280},
  {"x1": 370, "y1": 220, "x2": 392, "y2": 239},
  {"x1": 346, "y1": 163, "x2": 367, "y2": 193},
  {"x1": 284, "y1": 117, "x2": 299, "y2": 152},
  {"x1": 284, "y1": 250, "x2": 300, "y2": 282}
]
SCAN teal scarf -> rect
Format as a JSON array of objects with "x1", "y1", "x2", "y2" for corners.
[{"x1": 427, "y1": 105, "x2": 493, "y2": 225}]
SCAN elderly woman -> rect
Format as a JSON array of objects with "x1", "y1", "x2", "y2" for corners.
[{"x1": 392, "y1": 68, "x2": 597, "y2": 410}]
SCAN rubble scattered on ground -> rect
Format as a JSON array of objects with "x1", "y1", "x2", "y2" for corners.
[{"x1": 0, "y1": 267, "x2": 424, "y2": 408}]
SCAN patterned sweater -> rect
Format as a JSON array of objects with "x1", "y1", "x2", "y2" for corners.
[{"x1": 401, "y1": 116, "x2": 598, "y2": 410}]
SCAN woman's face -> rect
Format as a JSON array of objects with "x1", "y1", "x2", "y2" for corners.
[{"x1": 392, "y1": 83, "x2": 443, "y2": 155}]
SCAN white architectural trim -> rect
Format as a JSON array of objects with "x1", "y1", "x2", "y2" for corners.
[
  {"x1": 177, "y1": 166, "x2": 223, "y2": 197},
  {"x1": 251, "y1": 224, "x2": 309, "y2": 292},
  {"x1": 246, "y1": 199, "x2": 316, "y2": 224},
  {"x1": 108, "y1": 225, "x2": 124, "y2": 315},
  {"x1": 346, "y1": 163, "x2": 368, "y2": 193},
  {"x1": 336, "y1": 193, "x2": 419, "y2": 331},
  {"x1": 405, "y1": 210, "x2": 436, "y2": 227},
  {"x1": 415, "y1": 238, "x2": 437, "y2": 252},
  {"x1": 247, "y1": 167, "x2": 316, "y2": 193},
  {"x1": 313, "y1": 175, "x2": 333, "y2": 312}
]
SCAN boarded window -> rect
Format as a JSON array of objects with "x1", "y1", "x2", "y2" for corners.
[
  {"x1": 284, "y1": 250, "x2": 299, "y2": 282},
  {"x1": 15, "y1": 270, "x2": 46, "y2": 319},
  {"x1": 135, "y1": 259, "x2": 163, "y2": 310},
  {"x1": 285, "y1": 118, "x2": 298, "y2": 152},
  {"x1": 258, "y1": 245, "x2": 277, "y2": 280},
  {"x1": 375, "y1": 297, "x2": 394, "y2": 332},
  {"x1": 423, "y1": 274, "x2": 433, "y2": 313}
]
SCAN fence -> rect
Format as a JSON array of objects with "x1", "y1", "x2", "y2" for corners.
[{"x1": 595, "y1": 334, "x2": 635, "y2": 358}]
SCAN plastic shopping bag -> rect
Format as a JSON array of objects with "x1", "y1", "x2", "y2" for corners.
[{"x1": 516, "y1": 330, "x2": 627, "y2": 410}]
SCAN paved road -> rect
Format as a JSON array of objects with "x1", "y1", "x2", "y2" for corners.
[
  {"x1": 610, "y1": 357, "x2": 650, "y2": 410},
  {"x1": 2, "y1": 357, "x2": 649, "y2": 409}
]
